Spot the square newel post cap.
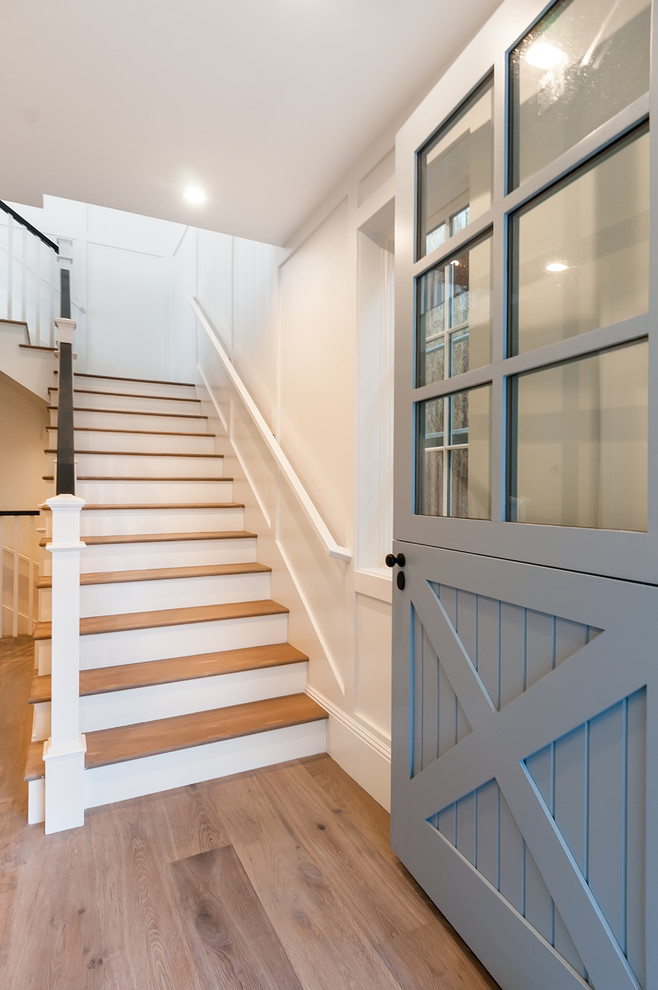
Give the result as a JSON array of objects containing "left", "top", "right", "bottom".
[
  {"left": 46, "top": 494, "right": 86, "bottom": 547},
  {"left": 47, "top": 494, "right": 86, "bottom": 512},
  {"left": 54, "top": 318, "right": 77, "bottom": 346}
]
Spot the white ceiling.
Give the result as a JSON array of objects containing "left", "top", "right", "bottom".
[{"left": 3, "top": 0, "right": 502, "bottom": 246}]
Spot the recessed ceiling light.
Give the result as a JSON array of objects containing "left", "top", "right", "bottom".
[
  {"left": 525, "top": 42, "right": 565, "bottom": 70},
  {"left": 183, "top": 186, "right": 207, "bottom": 205},
  {"left": 546, "top": 262, "right": 568, "bottom": 272}
]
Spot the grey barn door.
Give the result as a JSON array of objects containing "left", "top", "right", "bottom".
[{"left": 390, "top": 2, "right": 657, "bottom": 989}]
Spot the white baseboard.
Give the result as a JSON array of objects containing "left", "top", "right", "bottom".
[{"left": 306, "top": 685, "right": 391, "bottom": 811}]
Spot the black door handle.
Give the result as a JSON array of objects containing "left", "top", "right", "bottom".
[{"left": 385, "top": 552, "right": 406, "bottom": 568}]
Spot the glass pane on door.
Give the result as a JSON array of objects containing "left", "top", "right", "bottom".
[
  {"left": 509, "top": 339, "right": 648, "bottom": 531},
  {"left": 510, "top": 0, "right": 650, "bottom": 188},
  {"left": 417, "top": 234, "right": 493, "bottom": 386},
  {"left": 510, "top": 125, "right": 649, "bottom": 355},
  {"left": 417, "top": 385, "right": 491, "bottom": 519},
  {"left": 418, "top": 78, "right": 493, "bottom": 260}
]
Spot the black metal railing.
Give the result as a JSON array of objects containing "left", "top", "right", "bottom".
[
  {"left": 0, "top": 200, "right": 59, "bottom": 254},
  {"left": 55, "top": 340, "right": 75, "bottom": 495},
  {"left": 1, "top": 200, "right": 75, "bottom": 493}
]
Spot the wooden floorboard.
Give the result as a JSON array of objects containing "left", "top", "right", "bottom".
[
  {"left": 171, "top": 845, "right": 304, "bottom": 989},
  {"left": 2, "top": 640, "right": 500, "bottom": 989},
  {"left": 30, "top": 643, "right": 309, "bottom": 703},
  {"left": 33, "top": 598, "right": 288, "bottom": 640}
]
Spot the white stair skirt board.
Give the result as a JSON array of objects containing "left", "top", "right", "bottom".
[
  {"left": 76, "top": 505, "right": 245, "bottom": 537},
  {"left": 47, "top": 429, "right": 216, "bottom": 454},
  {"left": 68, "top": 376, "right": 198, "bottom": 399},
  {"left": 40, "top": 536, "right": 257, "bottom": 576},
  {"left": 49, "top": 389, "right": 203, "bottom": 415},
  {"left": 27, "top": 778, "right": 44, "bottom": 826},
  {"left": 39, "top": 570, "right": 272, "bottom": 619},
  {"left": 31, "top": 661, "right": 309, "bottom": 738},
  {"left": 36, "top": 611, "right": 289, "bottom": 673},
  {"left": 28, "top": 720, "right": 327, "bottom": 824},
  {"left": 50, "top": 409, "right": 210, "bottom": 433},
  {"left": 74, "top": 478, "right": 234, "bottom": 504}
]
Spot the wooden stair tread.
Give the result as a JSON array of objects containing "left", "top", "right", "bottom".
[
  {"left": 56, "top": 371, "right": 196, "bottom": 388},
  {"left": 29, "top": 643, "right": 309, "bottom": 703},
  {"left": 25, "top": 694, "right": 326, "bottom": 779},
  {"left": 44, "top": 475, "right": 233, "bottom": 482},
  {"left": 40, "top": 529, "right": 254, "bottom": 548},
  {"left": 49, "top": 427, "right": 215, "bottom": 437},
  {"left": 44, "top": 448, "right": 223, "bottom": 459},
  {"left": 49, "top": 387, "right": 201, "bottom": 404},
  {"left": 33, "top": 598, "right": 289, "bottom": 640},
  {"left": 37, "top": 561, "right": 271, "bottom": 589},
  {"left": 48, "top": 405, "right": 208, "bottom": 420},
  {"left": 78, "top": 502, "right": 244, "bottom": 510}
]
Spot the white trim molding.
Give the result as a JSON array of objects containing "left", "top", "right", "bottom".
[{"left": 306, "top": 684, "right": 392, "bottom": 811}]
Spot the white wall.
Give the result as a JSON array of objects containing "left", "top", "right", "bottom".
[{"left": 0, "top": 372, "right": 49, "bottom": 510}]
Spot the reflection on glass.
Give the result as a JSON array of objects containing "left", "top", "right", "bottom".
[
  {"left": 417, "top": 385, "right": 491, "bottom": 519},
  {"left": 510, "top": 0, "right": 650, "bottom": 188},
  {"left": 509, "top": 340, "right": 647, "bottom": 530},
  {"left": 418, "top": 78, "right": 493, "bottom": 259},
  {"left": 417, "top": 235, "right": 492, "bottom": 386},
  {"left": 511, "top": 127, "right": 649, "bottom": 355}
]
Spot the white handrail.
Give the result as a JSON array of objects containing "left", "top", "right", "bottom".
[{"left": 190, "top": 295, "right": 352, "bottom": 563}]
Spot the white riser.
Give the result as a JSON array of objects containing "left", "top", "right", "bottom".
[
  {"left": 77, "top": 506, "right": 244, "bottom": 537},
  {"left": 75, "top": 478, "right": 233, "bottom": 504},
  {"left": 40, "top": 536, "right": 257, "bottom": 576},
  {"left": 51, "top": 409, "right": 209, "bottom": 433},
  {"left": 36, "top": 611, "right": 288, "bottom": 672},
  {"left": 31, "top": 661, "right": 308, "bottom": 738},
  {"left": 39, "top": 570, "right": 272, "bottom": 619},
  {"left": 51, "top": 389, "right": 203, "bottom": 415},
  {"left": 72, "top": 377, "right": 197, "bottom": 399},
  {"left": 70, "top": 451, "right": 224, "bottom": 479},
  {"left": 47, "top": 428, "right": 216, "bottom": 454},
  {"left": 27, "top": 720, "right": 327, "bottom": 824},
  {"left": 84, "top": 720, "right": 326, "bottom": 811}
]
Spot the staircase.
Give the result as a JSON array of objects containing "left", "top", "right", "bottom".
[{"left": 25, "top": 372, "right": 327, "bottom": 823}]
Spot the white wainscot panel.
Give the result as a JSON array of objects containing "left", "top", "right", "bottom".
[
  {"left": 355, "top": 592, "right": 392, "bottom": 738},
  {"left": 86, "top": 242, "right": 166, "bottom": 380},
  {"left": 278, "top": 481, "right": 348, "bottom": 698}
]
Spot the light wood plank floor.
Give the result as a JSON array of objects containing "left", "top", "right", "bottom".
[{"left": 0, "top": 636, "right": 500, "bottom": 990}]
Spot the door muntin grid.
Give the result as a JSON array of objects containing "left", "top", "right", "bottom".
[{"left": 411, "top": 0, "right": 651, "bottom": 536}]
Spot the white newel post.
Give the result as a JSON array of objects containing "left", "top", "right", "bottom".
[{"left": 43, "top": 494, "right": 86, "bottom": 832}]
